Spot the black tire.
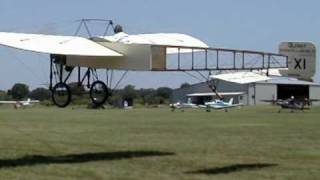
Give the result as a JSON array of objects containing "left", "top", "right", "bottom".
[
  {"left": 90, "top": 81, "right": 109, "bottom": 106},
  {"left": 51, "top": 82, "right": 71, "bottom": 108}
]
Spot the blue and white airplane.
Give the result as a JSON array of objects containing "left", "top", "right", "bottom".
[{"left": 200, "top": 98, "right": 243, "bottom": 112}]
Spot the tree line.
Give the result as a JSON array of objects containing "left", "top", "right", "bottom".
[
  {"left": 0, "top": 83, "right": 50, "bottom": 101},
  {"left": 0, "top": 83, "right": 191, "bottom": 106}
]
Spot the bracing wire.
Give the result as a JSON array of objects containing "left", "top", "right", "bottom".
[
  {"left": 5, "top": 49, "right": 46, "bottom": 84},
  {"left": 112, "top": 71, "right": 129, "bottom": 92}
]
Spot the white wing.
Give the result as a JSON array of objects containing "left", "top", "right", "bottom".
[
  {"left": 0, "top": 32, "right": 123, "bottom": 57},
  {"left": 0, "top": 101, "right": 17, "bottom": 104},
  {"left": 100, "top": 32, "right": 208, "bottom": 53}
]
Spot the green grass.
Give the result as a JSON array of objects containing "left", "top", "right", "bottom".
[{"left": 0, "top": 106, "right": 320, "bottom": 179}]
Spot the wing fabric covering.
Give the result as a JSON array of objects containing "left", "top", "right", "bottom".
[
  {"left": 101, "top": 32, "right": 209, "bottom": 54},
  {"left": 0, "top": 32, "right": 122, "bottom": 56}
]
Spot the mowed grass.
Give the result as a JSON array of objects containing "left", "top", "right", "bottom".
[{"left": 0, "top": 106, "right": 320, "bottom": 180}]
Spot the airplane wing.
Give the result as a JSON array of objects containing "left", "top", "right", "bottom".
[
  {"left": 0, "top": 32, "right": 123, "bottom": 57},
  {"left": 0, "top": 101, "right": 17, "bottom": 104},
  {"left": 227, "top": 103, "right": 244, "bottom": 108},
  {"left": 261, "top": 99, "right": 276, "bottom": 102},
  {"left": 309, "top": 99, "right": 320, "bottom": 102},
  {"left": 261, "top": 99, "right": 285, "bottom": 106},
  {"left": 204, "top": 104, "right": 243, "bottom": 110},
  {"left": 100, "top": 32, "right": 209, "bottom": 54}
]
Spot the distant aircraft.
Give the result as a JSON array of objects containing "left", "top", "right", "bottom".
[
  {"left": 262, "top": 97, "right": 320, "bottom": 113},
  {"left": 170, "top": 98, "right": 198, "bottom": 112},
  {"left": 170, "top": 102, "right": 199, "bottom": 112},
  {"left": 0, "top": 98, "right": 40, "bottom": 109},
  {"left": 200, "top": 98, "right": 243, "bottom": 112}
]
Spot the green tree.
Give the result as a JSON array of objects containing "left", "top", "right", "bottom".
[
  {"left": 68, "top": 82, "right": 86, "bottom": 96},
  {"left": 144, "top": 93, "right": 163, "bottom": 105},
  {"left": 156, "top": 87, "right": 172, "bottom": 99},
  {"left": 0, "top": 90, "right": 8, "bottom": 100},
  {"left": 11, "top": 83, "right": 30, "bottom": 100},
  {"left": 139, "top": 88, "right": 156, "bottom": 104},
  {"left": 121, "top": 85, "right": 138, "bottom": 100},
  {"left": 108, "top": 93, "right": 123, "bottom": 107},
  {"left": 28, "top": 88, "right": 51, "bottom": 101},
  {"left": 180, "top": 83, "right": 191, "bottom": 89}
]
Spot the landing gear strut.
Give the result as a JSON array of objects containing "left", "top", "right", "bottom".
[{"left": 49, "top": 55, "right": 115, "bottom": 108}]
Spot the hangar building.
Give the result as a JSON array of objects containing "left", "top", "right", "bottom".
[{"left": 171, "top": 75, "right": 320, "bottom": 106}]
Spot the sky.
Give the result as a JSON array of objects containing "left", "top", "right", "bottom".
[{"left": 0, "top": 0, "right": 320, "bottom": 90}]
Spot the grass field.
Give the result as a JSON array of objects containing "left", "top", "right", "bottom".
[{"left": 0, "top": 106, "right": 320, "bottom": 180}]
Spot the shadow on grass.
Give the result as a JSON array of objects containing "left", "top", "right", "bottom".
[
  {"left": 186, "top": 163, "right": 278, "bottom": 175},
  {"left": 0, "top": 151, "right": 175, "bottom": 169}
]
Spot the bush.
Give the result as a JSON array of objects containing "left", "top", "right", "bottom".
[
  {"left": 10, "top": 83, "right": 30, "bottom": 100},
  {"left": 29, "top": 88, "right": 51, "bottom": 101},
  {"left": 156, "top": 87, "right": 172, "bottom": 99}
]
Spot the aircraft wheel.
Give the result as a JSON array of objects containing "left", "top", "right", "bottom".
[
  {"left": 51, "top": 82, "right": 71, "bottom": 108},
  {"left": 90, "top": 81, "right": 109, "bottom": 106},
  {"left": 206, "top": 105, "right": 211, "bottom": 112}
]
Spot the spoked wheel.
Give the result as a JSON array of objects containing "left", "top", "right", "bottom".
[
  {"left": 51, "top": 82, "right": 71, "bottom": 108},
  {"left": 90, "top": 80, "right": 109, "bottom": 106}
]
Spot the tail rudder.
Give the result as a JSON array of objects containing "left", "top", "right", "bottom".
[
  {"left": 279, "top": 42, "right": 316, "bottom": 81},
  {"left": 228, "top": 98, "right": 234, "bottom": 105}
]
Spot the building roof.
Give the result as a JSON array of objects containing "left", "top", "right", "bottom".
[
  {"left": 187, "top": 92, "right": 246, "bottom": 97},
  {"left": 256, "top": 76, "right": 320, "bottom": 86},
  {"left": 211, "top": 72, "right": 271, "bottom": 84},
  {"left": 211, "top": 71, "right": 320, "bottom": 86}
]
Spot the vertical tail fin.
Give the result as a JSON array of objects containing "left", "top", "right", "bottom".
[
  {"left": 279, "top": 42, "right": 316, "bottom": 81},
  {"left": 228, "top": 98, "right": 234, "bottom": 105}
]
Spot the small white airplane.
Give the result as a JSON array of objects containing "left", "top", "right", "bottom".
[
  {"left": 200, "top": 98, "right": 243, "bottom": 112},
  {"left": 0, "top": 98, "right": 40, "bottom": 109},
  {"left": 170, "top": 102, "right": 198, "bottom": 112}
]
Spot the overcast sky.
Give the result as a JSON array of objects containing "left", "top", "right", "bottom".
[{"left": 0, "top": 0, "right": 319, "bottom": 90}]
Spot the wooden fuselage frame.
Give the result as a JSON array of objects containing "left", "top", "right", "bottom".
[{"left": 66, "top": 42, "right": 167, "bottom": 71}]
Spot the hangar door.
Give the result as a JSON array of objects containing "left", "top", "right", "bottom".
[{"left": 277, "top": 85, "right": 309, "bottom": 100}]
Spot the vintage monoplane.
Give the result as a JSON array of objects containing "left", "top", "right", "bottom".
[
  {"left": 0, "top": 19, "right": 289, "bottom": 107},
  {"left": 200, "top": 98, "right": 243, "bottom": 112}
]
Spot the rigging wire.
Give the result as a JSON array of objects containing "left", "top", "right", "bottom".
[
  {"left": 5, "top": 49, "right": 46, "bottom": 84},
  {"left": 182, "top": 71, "right": 203, "bottom": 82},
  {"left": 112, "top": 71, "right": 129, "bottom": 92}
]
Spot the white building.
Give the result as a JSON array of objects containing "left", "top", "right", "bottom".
[{"left": 171, "top": 74, "right": 320, "bottom": 106}]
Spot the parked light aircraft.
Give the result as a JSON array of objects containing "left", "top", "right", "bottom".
[
  {"left": 170, "top": 98, "right": 198, "bottom": 112},
  {"left": 170, "top": 102, "right": 199, "bottom": 112},
  {"left": 200, "top": 98, "right": 243, "bottom": 112},
  {"left": 0, "top": 19, "right": 290, "bottom": 108},
  {"left": 0, "top": 98, "right": 40, "bottom": 109},
  {"left": 170, "top": 97, "right": 242, "bottom": 112},
  {"left": 261, "top": 97, "right": 320, "bottom": 113}
]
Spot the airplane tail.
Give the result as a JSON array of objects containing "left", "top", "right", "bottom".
[
  {"left": 228, "top": 98, "right": 234, "bottom": 105},
  {"left": 279, "top": 42, "right": 316, "bottom": 81}
]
